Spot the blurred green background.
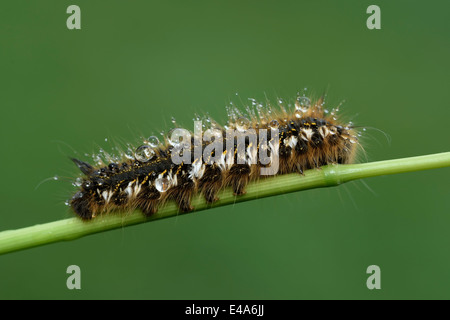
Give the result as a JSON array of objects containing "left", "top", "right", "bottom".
[{"left": 1, "top": 0, "right": 449, "bottom": 299}]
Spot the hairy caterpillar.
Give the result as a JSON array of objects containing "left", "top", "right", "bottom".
[{"left": 69, "top": 94, "right": 360, "bottom": 220}]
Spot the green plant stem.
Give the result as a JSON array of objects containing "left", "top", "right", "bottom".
[{"left": 1, "top": 152, "right": 449, "bottom": 255}]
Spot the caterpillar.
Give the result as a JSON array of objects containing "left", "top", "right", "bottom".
[{"left": 69, "top": 94, "right": 360, "bottom": 220}]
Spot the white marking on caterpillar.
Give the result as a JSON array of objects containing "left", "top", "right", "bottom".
[
  {"left": 217, "top": 152, "right": 227, "bottom": 171},
  {"left": 125, "top": 181, "right": 134, "bottom": 197},
  {"left": 171, "top": 171, "right": 178, "bottom": 186},
  {"left": 284, "top": 136, "right": 298, "bottom": 149},
  {"left": 102, "top": 190, "right": 112, "bottom": 203},
  {"left": 269, "top": 138, "right": 280, "bottom": 161},
  {"left": 319, "top": 126, "right": 329, "bottom": 138},
  {"left": 301, "top": 128, "right": 313, "bottom": 141},
  {"left": 133, "top": 182, "right": 142, "bottom": 196},
  {"left": 247, "top": 143, "right": 258, "bottom": 165},
  {"left": 225, "top": 150, "right": 234, "bottom": 169},
  {"left": 260, "top": 137, "right": 280, "bottom": 176},
  {"left": 189, "top": 160, "right": 206, "bottom": 180}
]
